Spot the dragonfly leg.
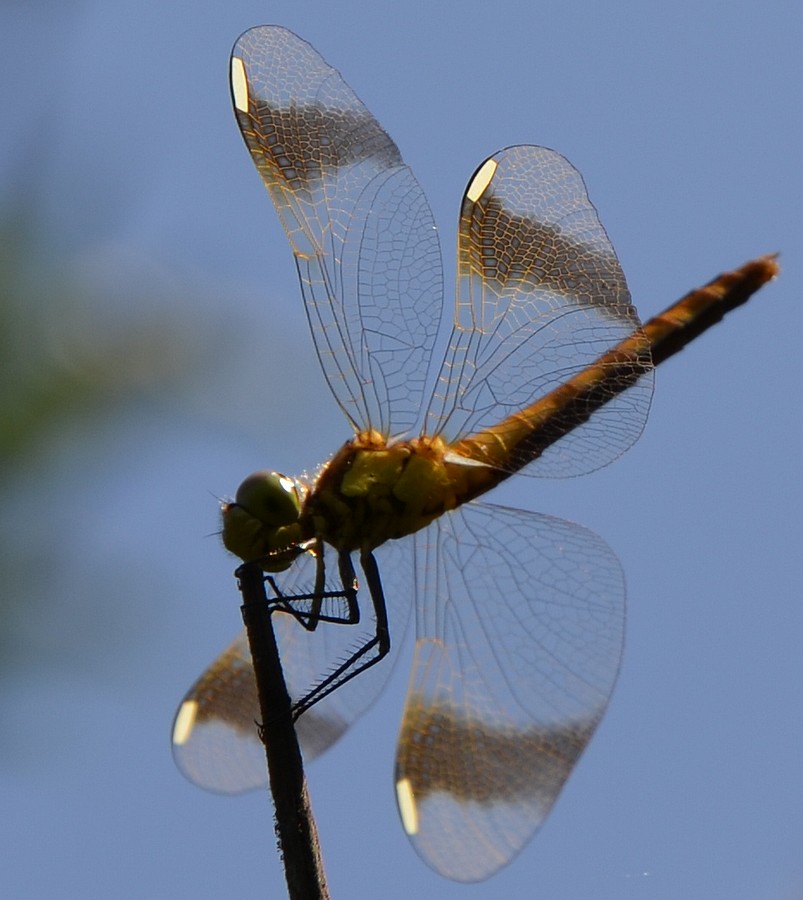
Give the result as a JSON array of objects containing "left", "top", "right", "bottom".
[
  {"left": 306, "top": 540, "right": 327, "bottom": 631},
  {"left": 291, "top": 549, "right": 390, "bottom": 719},
  {"left": 264, "top": 544, "right": 361, "bottom": 631}
]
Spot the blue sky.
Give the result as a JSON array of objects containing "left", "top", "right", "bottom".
[{"left": 2, "top": 2, "right": 802, "bottom": 898}]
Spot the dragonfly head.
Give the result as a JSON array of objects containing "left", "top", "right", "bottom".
[{"left": 220, "top": 470, "right": 304, "bottom": 572}]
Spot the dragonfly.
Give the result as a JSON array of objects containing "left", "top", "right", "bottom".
[{"left": 172, "top": 25, "right": 777, "bottom": 882}]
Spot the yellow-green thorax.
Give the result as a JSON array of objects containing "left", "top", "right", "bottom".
[
  {"left": 307, "top": 430, "right": 469, "bottom": 552},
  {"left": 221, "top": 429, "right": 505, "bottom": 566}
]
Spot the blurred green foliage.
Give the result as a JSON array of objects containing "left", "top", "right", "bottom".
[
  {"left": 0, "top": 210, "right": 192, "bottom": 472},
  {"left": 0, "top": 197, "right": 210, "bottom": 685}
]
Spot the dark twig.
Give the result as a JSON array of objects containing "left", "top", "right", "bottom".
[{"left": 237, "top": 562, "right": 330, "bottom": 900}]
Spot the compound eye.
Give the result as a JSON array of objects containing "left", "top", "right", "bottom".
[{"left": 234, "top": 470, "right": 301, "bottom": 527}]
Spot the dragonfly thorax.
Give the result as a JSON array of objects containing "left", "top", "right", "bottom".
[
  {"left": 304, "top": 431, "right": 470, "bottom": 553},
  {"left": 221, "top": 432, "right": 513, "bottom": 567}
]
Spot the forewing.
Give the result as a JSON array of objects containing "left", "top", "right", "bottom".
[
  {"left": 395, "top": 502, "right": 624, "bottom": 881},
  {"left": 230, "top": 27, "right": 442, "bottom": 436},
  {"left": 173, "top": 539, "right": 413, "bottom": 793},
  {"left": 427, "top": 146, "right": 653, "bottom": 476}
]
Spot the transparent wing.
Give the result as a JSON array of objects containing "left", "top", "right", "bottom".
[
  {"left": 427, "top": 146, "right": 654, "bottom": 477},
  {"left": 230, "top": 26, "right": 442, "bottom": 436},
  {"left": 173, "top": 539, "right": 413, "bottom": 793},
  {"left": 395, "top": 502, "right": 624, "bottom": 881}
]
